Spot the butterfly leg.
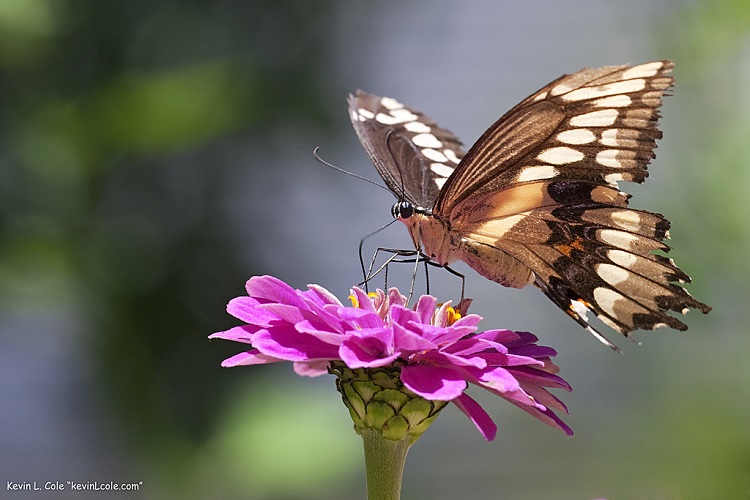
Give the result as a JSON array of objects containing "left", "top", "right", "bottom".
[
  {"left": 360, "top": 247, "right": 466, "bottom": 305},
  {"left": 359, "top": 247, "right": 421, "bottom": 288},
  {"left": 438, "top": 263, "right": 466, "bottom": 305},
  {"left": 359, "top": 247, "right": 431, "bottom": 301}
]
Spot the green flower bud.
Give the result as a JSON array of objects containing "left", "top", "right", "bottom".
[{"left": 330, "top": 361, "right": 449, "bottom": 445}]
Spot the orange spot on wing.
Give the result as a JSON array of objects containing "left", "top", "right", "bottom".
[{"left": 555, "top": 237, "right": 586, "bottom": 256}]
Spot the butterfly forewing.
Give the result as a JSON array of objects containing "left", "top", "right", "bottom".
[
  {"left": 350, "top": 61, "right": 710, "bottom": 347},
  {"left": 348, "top": 90, "right": 465, "bottom": 210},
  {"left": 435, "top": 61, "right": 674, "bottom": 215}
]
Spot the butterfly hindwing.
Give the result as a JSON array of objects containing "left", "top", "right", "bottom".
[{"left": 348, "top": 90, "right": 465, "bottom": 210}]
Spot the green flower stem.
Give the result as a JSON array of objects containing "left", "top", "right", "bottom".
[{"left": 361, "top": 428, "right": 410, "bottom": 500}]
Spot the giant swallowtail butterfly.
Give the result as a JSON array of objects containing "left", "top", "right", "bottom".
[{"left": 349, "top": 60, "right": 710, "bottom": 349}]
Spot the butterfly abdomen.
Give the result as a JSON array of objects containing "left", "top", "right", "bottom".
[{"left": 406, "top": 210, "right": 536, "bottom": 289}]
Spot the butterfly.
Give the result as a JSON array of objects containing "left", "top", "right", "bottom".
[{"left": 348, "top": 60, "right": 711, "bottom": 349}]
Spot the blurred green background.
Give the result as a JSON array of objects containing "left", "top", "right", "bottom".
[{"left": 1, "top": 1, "right": 748, "bottom": 499}]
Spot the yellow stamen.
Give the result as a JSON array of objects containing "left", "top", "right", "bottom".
[
  {"left": 446, "top": 306, "right": 461, "bottom": 326},
  {"left": 348, "top": 294, "right": 359, "bottom": 308},
  {"left": 349, "top": 292, "right": 378, "bottom": 309}
]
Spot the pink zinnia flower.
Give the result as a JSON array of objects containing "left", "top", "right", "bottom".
[{"left": 210, "top": 275, "right": 572, "bottom": 440}]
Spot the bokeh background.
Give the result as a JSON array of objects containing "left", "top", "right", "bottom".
[{"left": 1, "top": 1, "right": 748, "bottom": 499}]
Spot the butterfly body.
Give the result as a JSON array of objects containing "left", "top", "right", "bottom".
[{"left": 349, "top": 61, "right": 711, "bottom": 347}]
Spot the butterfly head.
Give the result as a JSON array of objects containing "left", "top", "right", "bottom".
[{"left": 391, "top": 201, "right": 414, "bottom": 220}]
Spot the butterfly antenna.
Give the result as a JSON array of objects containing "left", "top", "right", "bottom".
[{"left": 313, "top": 147, "right": 392, "bottom": 195}]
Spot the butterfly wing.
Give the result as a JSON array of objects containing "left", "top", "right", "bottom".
[
  {"left": 435, "top": 60, "right": 710, "bottom": 342},
  {"left": 348, "top": 90, "right": 465, "bottom": 210},
  {"left": 435, "top": 61, "right": 672, "bottom": 213}
]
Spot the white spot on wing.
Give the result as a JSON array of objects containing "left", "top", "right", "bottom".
[
  {"left": 596, "top": 149, "right": 623, "bottom": 168},
  {"left": 435, "top": 177, "right": 448, "bottom": 189},
  {"left": 473, "top": 214, "right": 527, "bottom": 240},
  {"left": 594, "top": 94, "right": 632, "bottom": 108},
  {"left": 570, "top": 299, "right": 591, "bottom": 321},
  {"left": 562, "top": 79, "right": 646, "bottom": 102},
  {"left": 601, "top": 129, "right": 621, "bottom": 147},
  {"left": 550, "top": 83, "right": 573, "bottom": 96},
  {"left": 557, "top": 129, "right": 596, "bottom": 145},
  {"left": 621, "top": 61, "right": 664, "bottom": 80},
  {"left": 422, "top": 148, "right": 448, "bottom": 163},
  {"left": 404, "top": 121, "right": 431, "bottom": 133},
  {"left": 516, "top": 165, "right": 558, "bottom": 182},
  {"left": 594, "top": 287, "right": 625, "bottom": 317},
  {"left": 607, "top": 249, "right": 638, "bottom": 268},
  {"left": 357, "top": 109, "right": 375, "bottom": 120},
  {"left": 444, "top": 149, "right": 461, "bottom": 164},
  {"left": 612, "top": 211, "right": 642, "bottom": 232},
  {"left": 430, "top": 163, "right": 454, "bottom": 178},
  {"left": 537, "top": 146, "right": 585, "bottom": 165},
  {"left": 570, "top": 109, "right": 619, "bottom": 127},
  {"left": 412, "top": 133, "right": 443, "bottom": 148},
  {"left": 604, "top": 173, "right": 625, "bottom": 186},
  {"left": 599, "top": 229, "right": 639, "bottom": 250},
  {"left": 375, "top": 109, "right": 418, "bottom": 125},
  {"left": 596, "top": 263, "right": 630, "bottom": 286},
  {"left": 380, "top": 97, "right": 404, "bottom": 110}
]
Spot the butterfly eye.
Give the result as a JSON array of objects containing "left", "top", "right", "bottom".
[{"left": 391, "top": 201, "right": 413, "bottom": 220}]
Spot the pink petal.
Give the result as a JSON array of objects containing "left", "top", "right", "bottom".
[
  {"left": 475, "top": 351, "right": 545, "bottom": 368},
  {"left": 450, "top": 313, "right": 482, "bottom": 330},
  {"left": 293, "top": 360, "right": 331, "bottom": 377},
  {"left": 508, "top": 344, "right": 558, "bottom": 358},
  {"left": 504, "top": 395, "right": 574, "bottom": 437},
  {"left": 473, "top": 366, "right": 522, "bottom": 394},
  {"left": 245, "top": 275, "right": 308, "bottom": 308},
  {"left": 414, "top": 294, "right": 438, "bottom": 324},
  {"left": 340, "top": 332, "right": 398, "bottom": 368},
  {"left": 220, "top": 349, "right": 283, "bottom": 367},
  {"left": 400, "top": 364, "right": 467, "bottom": 400},
  {"left": 294, "top": 320, "right": 346, "bottom": 346},
  {"left": 350, "top": 287, "right": 377, "bottom": 314},
  {"left": 390, "top": 306, "right": 437, "bottom": 353},
  {"left": 452, "top": 392, "right": 497, "bottom": 441},
  {"left": 386, "top": 288, "right": 407, "bottom": 308},
  {"left": 413, "top": 349, "right": 486, "bottom": 370},
  {"left": 226, "top": 297, "right": 276, "bottom": 325},
  {"left": 474, "top": 329, "right": 522, "bottom": 344},
  {"left": 508, "top": 366, "right": 571, "bottom": 390},
  {"left": 261, "top": 303, "right": 346, "bottom": 335},
  {"left": 420, "top": 323, "right": 477, "bottom": 345},
  {"left": 340, "top": 341, "right": 398, "bottom": 368},
  {"left": 253, "top": 325, "right": 340, "bottom": 361},
  {"left": 335, "top": 306, "right": 384, "bottom": 329},
  {"left": 391, "top": 321, "right": 437, "bottom": 354},
  {"left": 302, "top": 284, "right": 343, "bottom": 307},
  {"left": 522, "top": 384, "right": 570, "bottom": 414},
  {"left": 209, "top": 325, "right": 256, "bottom": 344}
]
